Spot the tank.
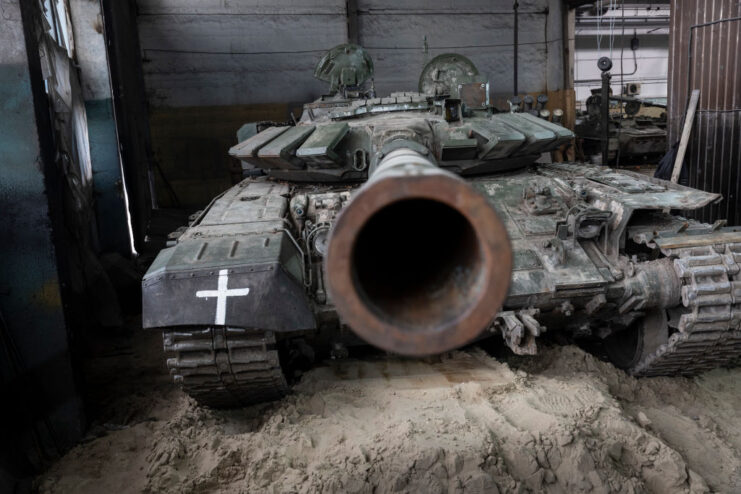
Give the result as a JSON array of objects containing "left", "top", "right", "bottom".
[
  {"left": 142, "top": 44, "right": 741, "bottom": 408},
  {"left": 575, "top": 91, "right": 667, "bottom": 165}
]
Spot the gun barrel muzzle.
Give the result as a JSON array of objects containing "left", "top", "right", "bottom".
[{"left": 325, "top": 148, "right": 512, "bottom": 355}]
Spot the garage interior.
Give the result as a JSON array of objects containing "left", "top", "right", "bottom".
[{"left": 2, "top": 0, "right": 740, "bottom": 492}]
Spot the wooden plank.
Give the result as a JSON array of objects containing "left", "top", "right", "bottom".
[{"left": 670, "top": 89, "right": 700, "bottom": 183}]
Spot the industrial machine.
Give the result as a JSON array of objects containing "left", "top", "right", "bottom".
[
  {"left": 575, "top": 90, "right": 668, "bottom": 165},
  {"left": 143, "top": 44, "right": 741, "bottom": 408}
]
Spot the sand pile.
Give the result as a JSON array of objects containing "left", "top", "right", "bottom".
[{"left": 37, "top": 343, "right": 741, "bottom": 493}]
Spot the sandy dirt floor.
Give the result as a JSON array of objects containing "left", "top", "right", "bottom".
[{"left": 36, "top": 330, "right": 741, "bottom": 494}]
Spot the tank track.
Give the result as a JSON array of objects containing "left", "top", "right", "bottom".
[
  {"left": 632, "top": 243, "right": 741, "bottom": 376},
  {"left": 163, "top": 327, "right": 288, "bottom": 408}
]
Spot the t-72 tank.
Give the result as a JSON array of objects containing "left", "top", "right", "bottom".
[{"left": 142, "top": 45, "right": 741, "bottom": 408}]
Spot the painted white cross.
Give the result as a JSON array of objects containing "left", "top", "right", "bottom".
[{"left": 196, "top": 269, "right": 250, "bottom": 325}]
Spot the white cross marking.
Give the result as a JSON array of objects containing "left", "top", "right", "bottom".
[{"left": 196, "top": 269, "right": 250, "bottom": 325}]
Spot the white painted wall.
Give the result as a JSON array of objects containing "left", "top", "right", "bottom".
[
  {"left": 574, "top": 35, "right": 669, "bottom": 104},
  {"left": 574, "top": 6, "right": 669, "bottom": 105},
  {"left": 135, "top": 0, "right": 566, "bottom": 108}
]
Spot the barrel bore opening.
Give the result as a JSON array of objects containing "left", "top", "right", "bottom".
[{"left": 351, "top": 198, "right": 485, "bottom": 330}]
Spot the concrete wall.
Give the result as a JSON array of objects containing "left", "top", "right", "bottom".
[
  {"left": 69, "top": 0, "right": 131, "bottom": 254},
  {"left": 138, "top": 0, "right": 565, "bottom": 106},
  {"left": 359, "top": 0, "right": 565, "bottom": 99},
  {"left": 135, "top": 0, "right": 566, "bottom": 207},
  {"left": 137, "top": 0, "right": 347, "bottom": 107}
]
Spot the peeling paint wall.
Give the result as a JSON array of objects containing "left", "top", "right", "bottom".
[{"left": 69, "top": 0, "right": 130, "bottom": 254}]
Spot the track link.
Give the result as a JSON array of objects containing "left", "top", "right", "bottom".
[
  {"left": 633, "top": 243, "right": 741, "bottom": 376},
  {"left": 163, "top": 327, "right": 288, "bottom": 408}
]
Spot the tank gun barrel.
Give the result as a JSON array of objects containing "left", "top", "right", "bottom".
[{"left": 325, "top": 147, "right": 513, "bottom": 356}]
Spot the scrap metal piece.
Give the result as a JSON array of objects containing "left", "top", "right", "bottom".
[
  {"left": 523, "top": 181, "right": 561, "bottom": 215},
  {"left": 459, "top": 82, "right": 489, "bottom": 109},
  {"left": 497, "top": 309, "right": 545, "bottom": 355}
]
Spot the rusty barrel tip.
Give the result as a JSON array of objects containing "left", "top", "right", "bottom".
[{"left": 325, "top": 147, "right": 513, "bottom": 356}]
